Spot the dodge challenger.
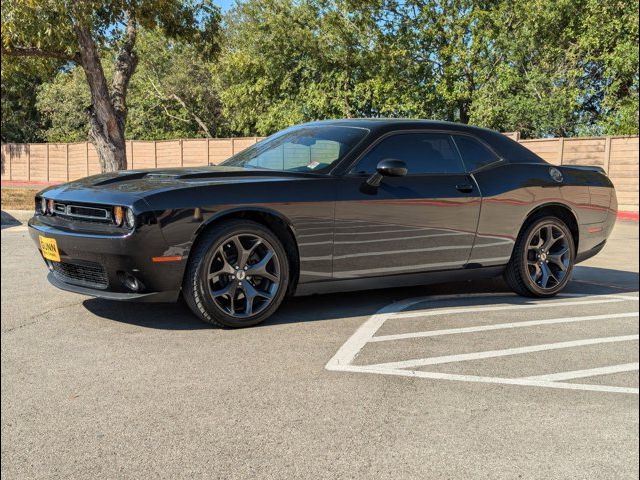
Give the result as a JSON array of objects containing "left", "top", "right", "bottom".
[{"left": 29, "top": 119, "right": 617, "bottom": 327}]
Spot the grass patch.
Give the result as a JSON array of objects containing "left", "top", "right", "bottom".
[{"left": 1, "top": 188, "right": 39, "bottom": 210}]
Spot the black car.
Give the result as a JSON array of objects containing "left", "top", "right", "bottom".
[{"left": 29, "top": 119, "right": 617, "bottom": 327}]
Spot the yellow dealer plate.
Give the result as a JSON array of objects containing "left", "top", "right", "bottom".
[{"left": 39, "top": 236, "right": 60, "bottom": 262}]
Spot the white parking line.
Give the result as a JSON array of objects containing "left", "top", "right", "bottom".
[
  {"left": 368, "top": 335, "right": 639, "bottom": 370},
  {"left": 326, "top": 292, "right": 640, "bottom": 394},
  {"left": 345, "top": 366, "right": 639, "bottom": 395},
  {"left": 391, "top": 297, "right": 638, "bottom": 319},
  {"left": 369, "top": 312, "right": 639, "bottom": 342},
  {"left": 524, "top": 363, "right": 639, "bottom": 381}
]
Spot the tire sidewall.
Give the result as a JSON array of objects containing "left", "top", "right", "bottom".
[
  {"left": 519, "top": 217, "right": 575, "bottom": 296},
  {"left": 193, "top": 222, "right": 290, "bottom": 328}
]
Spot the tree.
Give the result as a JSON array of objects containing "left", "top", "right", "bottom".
[
  {"left": 36, "top": 28, "right": 228, "bottom": 142},
  {"left": 218, "top": 0, "right": 399, "bottom": 135},
  {"left": 2, "top": 0, "right": 219, "bottom": 171},
  {"left": 1, "top": 57, "right": 61, "bottom": 143},
  {"left": 218, "top": 0, "right": 638, "bottom": 138},
  {"left": 129, "top": 28, "right": 226, "bottom": 139}
]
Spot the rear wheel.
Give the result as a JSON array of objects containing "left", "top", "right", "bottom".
[
  {"left": 183, "top": 220, "right": 289, "bottom": 327},
  {"left": 504, "top": 216, "right": 575, "bottom": 297}
]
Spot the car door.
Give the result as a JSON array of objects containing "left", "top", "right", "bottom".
[{"left": 333, "top": 131, "right": 481, "bottom": 279}]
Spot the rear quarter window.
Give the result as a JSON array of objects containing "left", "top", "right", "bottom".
[{"left": 453, "top": 135, "right": 500, "bottom": 171}]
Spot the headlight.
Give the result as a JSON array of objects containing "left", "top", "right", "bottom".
[
  {"left": 113, "top": 206, "right": 124, "bottom": 226},
  {"left": 113, "top": 206, "right": 135, "bottom": 228},
  {"left": 125, "top": 208, "right": 136, "bottom": 228},
  {"left": 39, "top": 197, "right": 47, "bottom": 215}
]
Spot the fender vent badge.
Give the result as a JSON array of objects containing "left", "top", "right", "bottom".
[{"left": 549, "top": 167, "right": 564, "bottom": 183}]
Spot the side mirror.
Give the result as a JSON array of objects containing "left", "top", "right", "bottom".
[{"left": 366, "top": 159, "right": 407, "bottom": 187}]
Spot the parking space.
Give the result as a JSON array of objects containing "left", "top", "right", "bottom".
[
  {"left": 1, "top": 217, "right": 638, "bottom": 479},
  {"left": 327, "top": 292, "right": 638, "bottom": 394}
]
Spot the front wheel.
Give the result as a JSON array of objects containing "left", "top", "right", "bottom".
[
  {"left": 183, "top": 220, "right": 290, "bottom": 327},
  {"left": 504, "top": 216, "right": 575, "bottom": 297}
]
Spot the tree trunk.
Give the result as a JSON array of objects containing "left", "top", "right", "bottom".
[
  {"left": 459, "top": 102, "right": 470, "bottom": 124},
  {"left": 75, "top": 25, "right": 127, "bottom": 172},
  {"left": 87, "top": 107, "right": 127, "bottom": 172},
  {"left": 74, "top": 13, "right": 137, "bottom": 173}
]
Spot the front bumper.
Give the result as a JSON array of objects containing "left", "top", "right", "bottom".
[
  {"left": 29, "top": 215, "right": 183, "bottom": 302},
  {"left": 46, "top": 272, "right": 179, "bottom": 302}
]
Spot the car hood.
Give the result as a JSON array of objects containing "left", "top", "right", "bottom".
[{"left": 39, "top": 166, "right": 319, "bottom": 205}]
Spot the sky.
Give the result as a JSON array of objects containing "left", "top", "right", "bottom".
[{"left": 218, "top": 0, "right": 235, "bottom": 12}]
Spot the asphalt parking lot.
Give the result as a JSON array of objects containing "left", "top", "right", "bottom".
[{"left": 1, "top": 211, "right": 638, "bottom": 479}]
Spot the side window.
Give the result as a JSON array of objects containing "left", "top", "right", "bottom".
[
  {"left": 352, "top": 133, "right": 465, "bottom": 174},
  {"left": 453, "top": 135, "right": 499, "bottom": 171}
]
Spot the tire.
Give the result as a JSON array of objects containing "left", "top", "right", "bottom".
[
  {"left": 183, "top": 220, "right": 290, "bottom": 328},
  {"left": 504, "top": 215, "right": 575, "bottom": 297}
]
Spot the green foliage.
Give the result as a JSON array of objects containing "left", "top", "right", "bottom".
[
  {"left": 36, "top": 66, "right": 91, "bottom": 142},
  {"left": 1, "top": 0, "right": 220, "bottom": 60},
  {"left": 128, "top": 28, "right": 226, "bottom": 139},
  {"left": 2, "top": 0, "right": 638, "bottom": 142},
  {"left": 35, "top": 29, "right": 227, "bottom": 142},
  {"left": 1, "top": 57, "right": 60, "bottom": 142},
  {"left": 219, "top": 0, "right": 639, "bottom": 138}
]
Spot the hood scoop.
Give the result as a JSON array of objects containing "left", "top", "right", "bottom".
[
  {"left": 144, "top": 172, "right": 185, "bottom": 179},
  {"left": 92, "top": 171, "right": 150, "bottom": 186}
]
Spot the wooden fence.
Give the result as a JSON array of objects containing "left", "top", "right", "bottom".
[
  {"left": 2, "top": 134, "right": 638, "bottom": 211},
  {"left": 519, "top": 136, "right": 638, "bottom": 211}
]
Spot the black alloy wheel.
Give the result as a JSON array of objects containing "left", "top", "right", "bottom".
[
  {"left": 183, "top": 220, "right": 290, "bottom": 327},
  {"left": 505, "top": 216, "right": 575, "bottom": 297}
]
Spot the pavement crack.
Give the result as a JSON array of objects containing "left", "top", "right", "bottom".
[{"left": 2, "top": 301, "right": 83, "bottom": 333}]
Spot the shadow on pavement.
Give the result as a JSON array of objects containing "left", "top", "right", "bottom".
[
  {"left": 572, "top": 265, "right": 639, "bottom": 292},
  {"left": 1, "top": 211, "right": 22, "bottom": 230},
  {"left": 81, "top": 269, "right": 637, "bottom": 330}
]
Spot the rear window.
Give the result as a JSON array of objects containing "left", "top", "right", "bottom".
[{"left": 453, "top": 135, "right": 499, "bottom": 171}]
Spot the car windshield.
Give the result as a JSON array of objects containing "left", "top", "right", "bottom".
[{"left": 221, "top": 125, "right": 369, "bottom": 173}]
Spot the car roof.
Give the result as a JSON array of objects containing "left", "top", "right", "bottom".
[
  {"left": 300, "top": 118, "right": 491, "bottom": 133},
  {"left": 298, "top": 118, "right": 546, "bottom": 165}
]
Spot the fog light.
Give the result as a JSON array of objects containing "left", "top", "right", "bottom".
[
  {"left": 124, "top": 276, "right": 140, "bottom": 291},
  {"left": 118, "top": 272, "right": 142, "bottom": 292}
]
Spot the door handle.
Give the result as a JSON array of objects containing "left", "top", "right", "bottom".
[{"left": 456, "top": 183, "right": 474, "bottom": 193}]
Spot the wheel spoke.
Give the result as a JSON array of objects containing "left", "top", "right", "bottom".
[
  {"left": 530, "top": 234, "right": 543, "bottom": 250},
  {"left": 240, "top": 282, "right": 273, "bottom": 316},
  {"left": 242, "top": 285, "right": 255, "bottom": 316},
  {"left": 529, "top": 262, "right": 542, "bottom": 281},
  {"left": 247, "top": 239, "right": 263, "bottom": 258},
  {"left": 247, "top": 250, "right": 278, "bottom": 283},
  {"left": 208, "top": 247, "right": 236, "bottom": 280},
  {"left": 211, "top": 282, "right": 237, "bottom": 299},
  {"left": 548, "top": 246, "right": 569, "bottom": 271},
  {"left": 229, "top": 235, "right": 250, "bottom": 268},
  {"left": 539, "top": 262, "right": 550, "bottom": 288},
  {"left": 539, "top": 262, "right": 559, "bottom": 288},
  {"left": 542, "top": 226, "right": 564, "bottom": 251}
]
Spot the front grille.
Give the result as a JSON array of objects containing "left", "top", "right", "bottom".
[
  {"left": 49, "top": 260, "right": 109, "bottom": 289},
  {"left": 52, "top": 202, "right": 112, "bottom": 223}
]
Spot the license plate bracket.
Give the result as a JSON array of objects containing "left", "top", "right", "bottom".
[{"left": 39, "top": 236, "right": 61, "bottom": 262}]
